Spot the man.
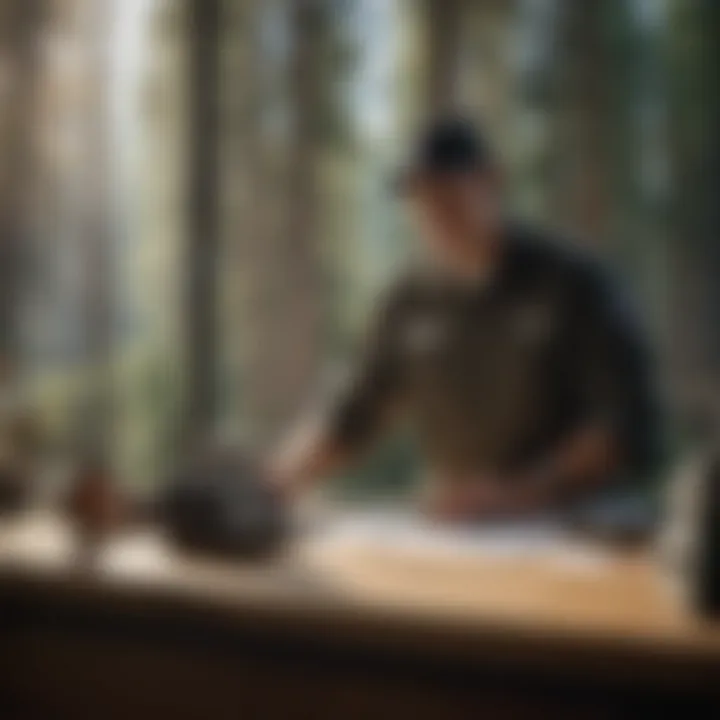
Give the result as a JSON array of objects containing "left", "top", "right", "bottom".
[{"left": 272, "top": 117, "right": 660, "bottom": 522}]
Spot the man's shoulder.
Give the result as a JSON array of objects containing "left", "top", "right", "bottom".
[
  {"left": 506, "top": 222, "right": 617, "bottom": 296},
  {"left": 512, "top": 224, "right": 647, "bottom": 341}
]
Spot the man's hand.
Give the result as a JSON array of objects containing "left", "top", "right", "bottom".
[
  {"left": 419, "top": 426, "right": 619, "bottom": 524},
  {"left": 418, "top": 475, "right": 543, "bottom": 523},
  {"left": 268, "top": 416, "right": 351, "bottom": 501}
]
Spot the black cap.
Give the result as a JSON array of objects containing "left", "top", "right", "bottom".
[{"left": 393, "top": 116, "right": 493, "bottom": 195}]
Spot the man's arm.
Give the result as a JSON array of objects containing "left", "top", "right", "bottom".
[
  {"left": 269, "top": 285, "right": 409, "bottom": 498},
  {"left": 269, "top": 416, "right": 356, "bottom": 499},
  {"left": 511, "top": 262, "right": 660, "bottom": 508},
  {"left": 422, "top": 424, "right": 619, "bottom": 520},
  {"left": 500, "top": 423, "right": 621, "bottom": 515}
]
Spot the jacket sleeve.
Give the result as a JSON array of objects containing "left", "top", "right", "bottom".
[
  {"left": 326, "top": 285, "right": 409, "bottom": 455},
  {"left": 569, "top": 262, "right": 663, "bottom": 482}
]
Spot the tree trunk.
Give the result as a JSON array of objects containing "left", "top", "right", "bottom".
[
  {"left": 74, "top": 0, "right": 116, "bottom": 459},
  {"left": 220, "top": 0, "right": 273, "bottom": 443},
  {"left": 0, "top": 0, "right": 45, "bottom": 382},
  {"left": 279, "top": 0, "right": 325, "bottom": 428},
  {"left": 665, "top": 0, "right": 720, "bottom": 413},
  {"left": 185, "top": 0, "right": 221, "bottom": 443},
  {"left": 550, "top": 0, "right": 613, "bottom": 247},
  {"left": 422, "top": 0, "right": 465, "bottom": 113}
]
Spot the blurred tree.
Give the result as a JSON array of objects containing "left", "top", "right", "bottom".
[
  {"left": 518, "top": 1, "right": 667, "bottom": 286},
  {"left": 548, "top": 0, "right": 614, "bottom": 247},
  {"left": 456, "top": 1, "right": 518, "bottom": 164},
  {"left": 666, "top": 0, "right": 720, "bottom": 417},
  {"left": 113, "top": 0, "right": 189, "bottom": 487},
  {"left": 276, "top": 0, "right": 327, "bottom": 429},
  {"left": 220, "top": 0, "right": 295, "bottom": 446},
  {"left": 217, "top": 0, "right": 263, "bottom": 440},
  {"left": 0, "top": 0, "right": 45, "bottom": 379},
  {"left": 220, "top": 0, "right": 357, "bottom": 447},
  {"left": 185, "top": 0, "right": 221, "bottom": 443},
  {"left": 76, "top": 0, "right": 117, "bottom": 462},
  {"left": 420, "top": 0, "right": 464, "bottom": 112}
]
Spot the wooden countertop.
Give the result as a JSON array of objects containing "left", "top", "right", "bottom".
[{"left": 2, "top": 511, "right": 720, "bottom": 690}]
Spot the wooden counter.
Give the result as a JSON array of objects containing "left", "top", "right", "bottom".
[{"left": 2, "top": 512, "right": 720, "bottom": 718}]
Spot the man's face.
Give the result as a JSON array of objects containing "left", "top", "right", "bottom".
[{"left": 405, "top": 170, "right": 502, "bottom": 272}]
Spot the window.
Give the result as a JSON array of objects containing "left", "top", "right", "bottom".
[{"left": 4, "top": 0, "right": 717, "bottom": 500}]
